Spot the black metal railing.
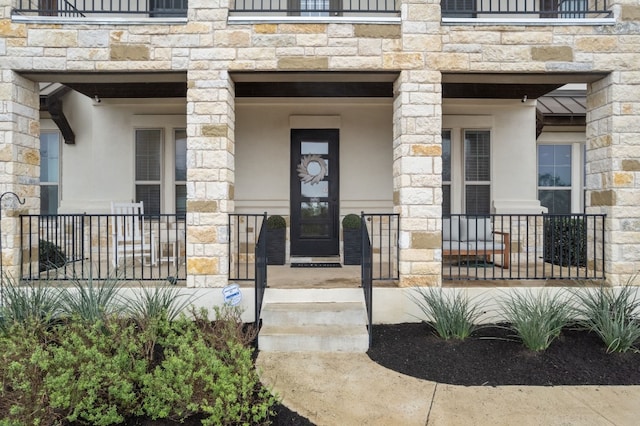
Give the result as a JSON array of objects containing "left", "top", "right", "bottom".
[
  {"left": 20, "top": 213, "right": 186, "bottom": 282},
  {"left": 362, "top": 212, "right": 399, "bottom": 281},
  {"left": 254, "top": 215, "right": 268, "bottom": 331},
  {"left": 12, "top": 0, "right": 187, "bottom": 18},
  {"left": 441, "top": 0, "right": 611, "bottom": 19},
  {"left": 230, "top": 0, "right": 399, "bottom": 16},
  {"left": 228, "top": 213, "right": 266, "bottom": 281},
  {"left": 361, "top": 214, "right": 373, "bottom": 348},
  {"left": 442, "top": 213, "right": 606, "bottom": 281}
]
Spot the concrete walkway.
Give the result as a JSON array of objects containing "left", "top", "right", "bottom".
[{"left": 257, "top": 352, "right": 640, "bottom": 426}]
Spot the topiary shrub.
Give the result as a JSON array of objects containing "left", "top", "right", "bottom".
[
  {"left": 266, "top": 215, "right": 286, "bottom": 230},
  {"left": 342, "top": 214, "right": 362, "bottom": 265},
  {"left": 341, "top": 214, "right": 361, "bottom": 230},
  {"left": 543, "top": 216, "right": 587, "bottom": 267},
  {"left": 39, "top": 239, "right": 67, "bottom": 272},
  {"left": 266, "top": 215, "right": 286, "bottom": 265}
]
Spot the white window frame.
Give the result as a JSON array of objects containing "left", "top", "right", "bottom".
[
  {"left": 537, "top": 139, "right": 585, "bottom": 214},
  {"left": 39, "top": 130, "right": 61, "bottom": 215},
  {"left": 442, "top": 115, "right": 494, "bottom": 215},
  {"left": 174, "top": 128, "right": 187, "bottom": 218},
  {"left": 135, "top": 128, "right": 164, "bottom": 215},
  {"left": 131, "top": 116, "right": 187, "bottom": 215}
]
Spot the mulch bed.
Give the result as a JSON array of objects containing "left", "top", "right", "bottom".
[{"left": 367, "top": 322, "right": 640, "bottom": 386}]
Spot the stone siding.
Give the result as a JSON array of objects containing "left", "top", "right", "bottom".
[{"left": 0, "top": 0, "right": 639, "bottom": 285}]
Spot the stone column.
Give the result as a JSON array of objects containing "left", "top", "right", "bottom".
[
  {"left": 586, "top": 72, "right": 640, "bottom": 286},
  {"left": 185, "top": 70, "right": 235, "bottom": 288},
  {"left": 0, "top": 71, "right": 40, "bottom": 280},
  {"left": 392, "top": 70, "right": 443, "bottom": 287}
]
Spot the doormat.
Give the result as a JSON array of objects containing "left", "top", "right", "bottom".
[
  {"left": 452, "top": 260, "right": 495, "bottom": 268},
  {"left": 291, "top": 262, "right": 342, "bottom": 268}
]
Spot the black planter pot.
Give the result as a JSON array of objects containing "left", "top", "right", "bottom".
[
  {"left": 266, "top": 228, "right": 286, "bottom": 265},
  {"left": 343, "top": 228, "right": 362, "bottom": 265}
]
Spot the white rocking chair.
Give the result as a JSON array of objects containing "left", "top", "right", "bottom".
[{"left": 110, "top": 201, "right": 157, "bottom": 267}]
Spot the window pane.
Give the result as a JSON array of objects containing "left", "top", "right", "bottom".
[
  {"left": 538, "top": 145, "right": 571, "bottom": 187},
  {"left": 40, "top": 185, "right": 58, "bottom": 215},
  {"left": 136, "top": 185, "right": 161, "bottom": 215},
  {"left": 175, "top": 184, "right": 186, "bottom": 218},
  {"left": 175, "top": 129, "right": 187, "bottom": 182},
  {"left": 301, "top": 0, "right": 329, "bottom": 16},
  {"left": 465, "top": 131, "right": 490, "bottom": 181},
  {"left": 539, "top": 190, "right": 571, "bottom": 214},
  {"left": 465, "top": 185, "right": 490, "bottom": 215},
  {"left": 301, "top": 141, "right": 328, "bottom": 155},
  {"left": 442, "top": 184, "right": 451, "bottom": 217},
  {"left": 442, "top": 130, "right": 451, "bottom": 182},
  {"left": 136, "top": 129, "right": 162, "bottom": 181},
  {"left": 40, "top": 132, "right": 59, "bottom": 183}
]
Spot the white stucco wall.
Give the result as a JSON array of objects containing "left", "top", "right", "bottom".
[
  {"left": 443, "top": 99, "right": 543, "bottom": 214},
  {"left": 234, "top": 98, "right": 394, "bottom": 217},
  {"left": 50, "top": 95, "right": 542, "bottom": 217},
  {"left": 55, "top": 92, "right": 186, "bottom": 213}
]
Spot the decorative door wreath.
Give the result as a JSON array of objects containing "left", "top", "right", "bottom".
[{"left": 297, "top": 154, "right": 327, "bottom": 185}]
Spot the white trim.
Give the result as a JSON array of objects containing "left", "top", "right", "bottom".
[
  {"left": 11, "top": 16, "right": 186, "bottom": 25},
  {"left": 442, "top": 17, "right": 615, "bottom": 26},
  {"left": 228, "top": 16, "right": 400, "bottom": 24},
  {"left": 290, "top": 115, "right": 341, "bottom": 129}
]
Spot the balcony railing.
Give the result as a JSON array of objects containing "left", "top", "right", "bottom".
[
  {"left": 442, "top": 0, "right": 612, "bottom": 20},
  {"left": 12, "top": 0, "right": 187, "bottom": 18},
  {"left": 20, "top": 213, "right": 186, "bottom": 282},
  {"left": 230, "top": 0, "right": 399, "bottom": 16},
  {"left": 443, "top": 213, "right": 606, "bottom": 282}
]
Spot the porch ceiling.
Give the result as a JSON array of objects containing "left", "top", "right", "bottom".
[
  {"left": 442, "top": 72, "right": 607, "bottom": 99},
  {"left": 26, "top": 72, "right": 188, "bottom": 99}
]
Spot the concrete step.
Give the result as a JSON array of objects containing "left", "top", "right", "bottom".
[
  {"left": 258, "top": 289, "right": 370, "bottom": 352},
  {"left": 262, "top": 302, "right": 367, "bottom": 326},
  {"left": 263, "top": 288, "right": 364, "bottom": 303},
  {"left": 258, "top": 324, "right": 369, "bottom": 353}
]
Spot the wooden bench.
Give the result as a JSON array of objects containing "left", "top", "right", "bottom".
[{"left": 442, "top": 216, "right": 511, "bottom": 269}]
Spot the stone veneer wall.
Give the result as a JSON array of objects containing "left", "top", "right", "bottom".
[
  {"left": 0, "top": 0, "right": 639, "bottom": 285},
  {"left": 0, "top": 71, "right": 39, "bottom": 278}
]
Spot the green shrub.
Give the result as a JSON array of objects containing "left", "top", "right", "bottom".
[
  {"left": 139, "top": 310, "right": 273, "bottom": 424},
  {"left": 543, "top": 216, "right": 586, "bottom": 267},
  {"left": 408, "top": 288, "right": 483, "bottom": 340},
  {"left": 571, "top": 282, "right": 640, "bottom": 353},
  {"left": 341, "top": 213, "right": 361, "bottom": 229},
  {"left": 39, "top": 239, "right": 67, "bottom": 272},
  {"left": 41, "top": 317, "right": 145, "bottom": 425},
  {"left": 0, "top": 304, "right": 276, "bottom": 425},
  {"left": 0, "top": 322, "right": 56, "bottom": 425},
  {"left": 499, "top": 290, "right": 572, "bottom": 351},
  {"left": 266, "top": 215, "right": 286, "bottom": 230}
]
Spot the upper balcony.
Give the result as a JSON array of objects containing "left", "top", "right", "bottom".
[
  {"left": 441, "top": 0, "right": 613, "bottom": 25},
  {"left": 11, "top": 0, "right": 613, "bottom": 24}
]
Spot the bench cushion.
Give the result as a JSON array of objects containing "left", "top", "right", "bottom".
[
  {"left": 467, "top": 241, "right": 505, "bottom": 251},
  {"left": 442, "top": 217, "right": 460, "bottom": 241},
  {"left": 443, "top": 240, "right": 469, "bottom": 251},
  {"left": 461, "top": 217, "right": 492, "bottom": 242}
]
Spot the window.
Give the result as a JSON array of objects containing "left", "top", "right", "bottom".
[
  {"left": 174, "top": 129, "right": 187, "bottom": 218},
  {"left": 134, "top": 126, "right": 186, "bottom": 216},
  {"left": 538, "top": 144, "right": 572, "bottom": 214},
  {"left": 135, "top": 129, "right": 162, "bottom": 215},
  {"left": 442, "top": 128, "right": 492, "bottom": 216},
  {"left": 149, "top": 0, "right": 187, "bottom": 17},
  {"left": 464, "top": 131, "right": 491, "bottom": 215},
  {"left": 40, "top": 131, "right": 60, "bottom": 215},
  {"left": 442, "top": 130, "right": 451, "bottom": 217},
  {"left": 441, "top": 0, "right": 476, "bottom": 18},
  {"left": 288, "top": 0, "right": 341, "bottom": 16}
]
